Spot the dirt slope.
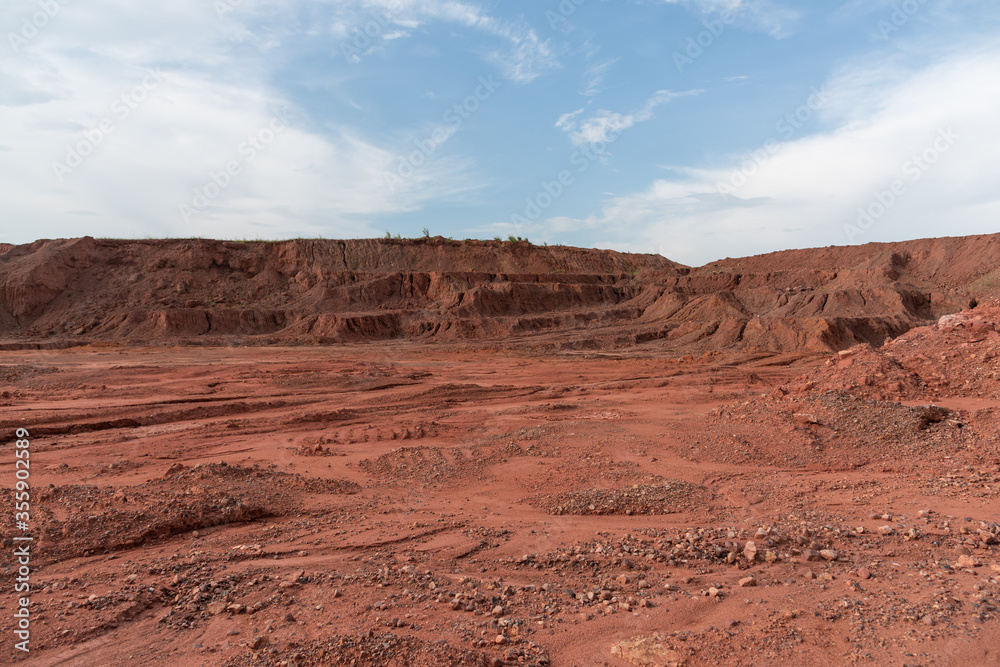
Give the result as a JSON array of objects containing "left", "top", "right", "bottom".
[
  {"left": 0, "top": 234, "right": 996, "bottom": 353},
  {"left": 5, "top": 301, "right": 1000, "bottom": 665}
]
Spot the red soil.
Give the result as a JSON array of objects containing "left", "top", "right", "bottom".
[
  {"left": 2, "top": 236, "right": 1000, "bottom": 666},
  {"left": 1, "top": 234, "right": 993, "bottom": 353}
]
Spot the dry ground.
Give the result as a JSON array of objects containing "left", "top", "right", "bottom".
[{"left": 2, "top": 329, "right": 1000, "bottom": 666}]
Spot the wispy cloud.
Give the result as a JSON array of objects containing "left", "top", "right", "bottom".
[
  {"left": 556, "top": 89, "right": 701, "bottom": 146},
  {"left": 659, "top": 0, "right": 803, "bottom": 38},
  {"left": 0, "top": 0, "right": 495, "bottom": 241},
  {"left": 536, "top": 45, "right": 1000, "bottom": 265},
  {"left": 582, "top": 58, "right": 619, "bottom": 96},
  {"left": 327, "top": 0, "right": 558, "bottom": 83}
]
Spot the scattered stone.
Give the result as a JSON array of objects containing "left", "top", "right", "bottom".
[
  {"left": 957, "top": 555, "right": 981, "bottom": 569},
  {"left": 611, "top": 637, "right": 684, "bottom": 667},
  {"left": 164, "top": 463, "right": 186, "bottom": 477}
]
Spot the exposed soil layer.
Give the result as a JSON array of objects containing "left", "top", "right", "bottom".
[
  {"left": 2, "top": 234, "right": 996, "bottom": 353},
  {"left": 4, "top": 236, "right": 1000, "bottom": 666},
  {"left": 3, "top": 299, "right": 1000, "bottom": 665}
]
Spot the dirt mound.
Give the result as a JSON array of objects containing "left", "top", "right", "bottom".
[
  {"left": 2, "top": 234, "right": 1000, "bottom": 354},
  {"left": 786, "top": 300, "right": 1000, "bottom": 401},
  {"left": 0, "top": 463, "right": 359, "bottom": 567},
  {"left": 689, "top": 393, "right": 967, "bottom": 470},
  {"left": 0, "top": 236, "right": 672, "bottom": 347}
]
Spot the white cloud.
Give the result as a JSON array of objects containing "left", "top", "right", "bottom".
[
  {"left": 555, "top": 89, "right": 701, "bottom": 146},
  {"left": 534, "top": 45, "right": 1000, "bottom": 266},
  {"left": 582, "top": 58, "right": 619, "bottom": 97},
  {"left": 660, "top": 0, "right": 802, "bottom": 38},
  {"left": 0, "top": 0, "right": 486, "bottom": 243},
  {"left": 326, "top": 0, "right": 558, "bottom": 83}
]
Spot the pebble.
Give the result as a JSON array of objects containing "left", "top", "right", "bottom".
[
  {"left": 738, "top": 576, "right": 756, "bottom": 588},
  {"left": 957, "top": 555, "right": 980, "bottom": 568}
]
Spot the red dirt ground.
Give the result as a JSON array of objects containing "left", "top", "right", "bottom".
[{"left": 2, "top": 236, "right": 1000, "bottom": 666}]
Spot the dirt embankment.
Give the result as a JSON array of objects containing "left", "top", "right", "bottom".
[
  {"left": 0, "top": 234, "right": 996, "bottom": 352},
  {"left": 6, "top": 301, "right": 1000, "bottom": 666}
]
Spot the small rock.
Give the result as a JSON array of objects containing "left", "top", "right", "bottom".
[
  {"left": 495, "top": 635, "right": 508, "bottom": 645},
  {"left": 957, "top": 555, "right": 981, "bottom": 568},
  {"left": 743, "top": 541, "right": 758, "bottom": 561},
  {"left": 738, "top": 576, "right": 756, "bottom": 588},
  {"left": 164, "top": 463, "right": 186, "bottom": 477},
  {"left": 820, "top": 549, "right": 839, "bottom": 561},
  {"left": 492, "top": 605, "right": 505, "bottom": 617}
]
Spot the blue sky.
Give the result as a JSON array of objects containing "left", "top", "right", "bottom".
[{"left": 2, "top": 0, "right": 999, "bottom": 265}]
